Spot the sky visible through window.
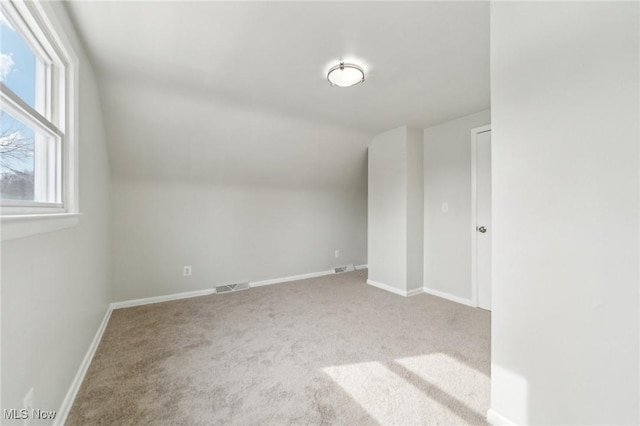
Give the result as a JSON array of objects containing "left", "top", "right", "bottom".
[
  {"left": 1, "top": 10, "right": 37, "bottom": 200},
  {"left": 1, "top": 11, "right": 36, "bottom": 105},
  {"left": 0, "top": 11, "right": 37, "bottom": 200}
]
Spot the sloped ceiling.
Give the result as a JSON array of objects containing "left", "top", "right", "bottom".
[{"left": 65, "top": 1, "right": 489, "bottom": 188}]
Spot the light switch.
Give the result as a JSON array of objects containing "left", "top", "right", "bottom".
[{"left": 442, "top": 202, "right": 449, "bottom": 213}]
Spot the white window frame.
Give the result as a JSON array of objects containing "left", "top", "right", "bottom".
[{"left": 1, "top": 0, "right": 79, "bottom": 239}]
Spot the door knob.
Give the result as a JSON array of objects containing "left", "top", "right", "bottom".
[{"left": 477, "top": 226, "right": 487, "bottom": 233}]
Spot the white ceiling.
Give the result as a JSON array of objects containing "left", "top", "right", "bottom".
[{"left": 65, "top": 1, "right": 489, "bottom": 187}]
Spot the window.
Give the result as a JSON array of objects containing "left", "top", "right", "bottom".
[{"left": 0, "top": 1, "right": 77, "bottom": 218}]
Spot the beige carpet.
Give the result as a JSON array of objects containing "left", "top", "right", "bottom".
[{"left": 67, "top": 270, "right": 490, "bottom": 425}]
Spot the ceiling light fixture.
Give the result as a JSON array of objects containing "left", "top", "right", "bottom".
[{"left": 327, "top": 62, "right": 365, "bottom": 87}]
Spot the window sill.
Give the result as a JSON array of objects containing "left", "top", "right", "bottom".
[{"left": 1, "top": 213, "right": 82, "bottom": 241}]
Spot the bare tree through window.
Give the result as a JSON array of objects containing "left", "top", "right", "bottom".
[{"left": 0, "top": 111, "right": 35, "bottom": 200}]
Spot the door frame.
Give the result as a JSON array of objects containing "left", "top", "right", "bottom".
[{"left": 470, "top": 124, "right": 491, "bottom": 308}]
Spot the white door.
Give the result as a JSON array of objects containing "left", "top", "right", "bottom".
[{"left": 475, "top": 129, "right": 492, "bottom": 311}]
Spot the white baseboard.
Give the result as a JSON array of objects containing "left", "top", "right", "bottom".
[
  {"left": 367, "top": 280, "right": 425, "bottom": 298},
  {"left": 355, "top": 264, "right": 368, "bottom": 270},
  {"left": 487, "top": 409, "right": 518, "bottom": 425},
  {"left": 112, "top": 268, "right": 348, "bottom": 309},
  {"left": 406, "top": 287, "right": 423, "bottom": 297},
  {"left": 110, "top": 288, "right": 215, "bottom": 310},
  {"left": 55, "top": 305, "right": 112, "bottom": 426},
  {"left": 423, "top": 286, "right": 474, "bottom": 307},
  {"left": 367, "top": 279, "right": 410, "bottom": 297},
  {"left": 250, "top": 269, "right": 335, "bottom": 287}
]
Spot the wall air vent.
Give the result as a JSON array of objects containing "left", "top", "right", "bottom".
[
  {"left": 215, "top": 282, "right": 250, "bottom": 294},
  {"left": 334, "top": 264, "right": 355, "bottom": 274}
]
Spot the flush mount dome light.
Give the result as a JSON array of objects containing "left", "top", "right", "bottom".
[{"left": 327, "top": 62, "right": 365, "bottom": 87}]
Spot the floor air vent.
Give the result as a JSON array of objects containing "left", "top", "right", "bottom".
[
  {"left": 215, "top": 282, "right": 250, "bottom": 294},
  {"left": 334, "top": 264, "right": 355, "bottom": 274}
]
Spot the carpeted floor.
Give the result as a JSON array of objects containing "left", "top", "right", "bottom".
[{"left": 67, "top": 270, "right": 490, "bottom": 425}]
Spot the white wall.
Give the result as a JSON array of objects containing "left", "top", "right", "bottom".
[
  {"left": 368, "top": 127, "right": 408, "bottom": 291},
  {"left": 368, "top": 125, "right": 423, "bottom": 294},
  {"left": 0, "top": 2, "right": 111, "bottom": 421},
  {"left": 112, "top": 180, "right": 367, "bottom": 301},
  {"left": 423, "top": 110, "right": 491, "bottom": 301},
  {"left": 106, "top": 84, "right": 370, "bottom": 301},
  {"left": 490, "top": 2, "right": 639, "bottom": 424},
  {"left": 406, "top": 128, "right": 424, "bottom": 292}
]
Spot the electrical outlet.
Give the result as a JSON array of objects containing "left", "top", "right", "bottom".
[
  {"left": 183, "top": 266, "right": 192, "bottom": 277},
  {"left": 334, "top": 250, "right": 340, "bottom": 258}
]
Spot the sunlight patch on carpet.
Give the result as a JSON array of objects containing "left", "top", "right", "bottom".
[
  {"left": 394, "top": 353, "right": 490, "bottom": 418},
  {"left": 323, "top": 361, "right": 469, "bottom": 424}
]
